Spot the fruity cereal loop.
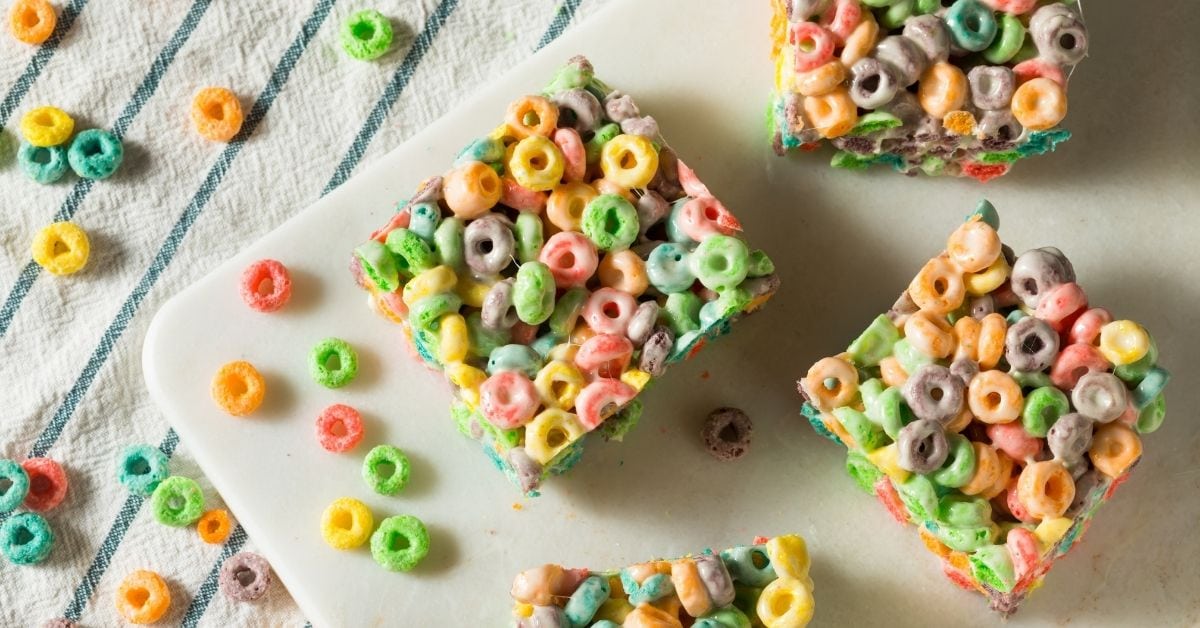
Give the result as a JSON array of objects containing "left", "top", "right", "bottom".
[
  {"left": 349, "top": 57, "right": 779, "bottom": 495},
  {"left": 798, "top": 201, "right": 1169, "bottom": 615}
]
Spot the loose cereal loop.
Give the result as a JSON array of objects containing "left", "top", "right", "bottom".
[
  {"left": 8, "top": 0, "right": 56, "bottom": 44},
  {"left": 197, "top": 509, "right": 232, "bottom": 544},
  {"left": 115, "top": 569, "right": 171, "bottom": 624},
  {"left": 150, "top": 476, "right": 205, "bottom": 527},
  {"left": 362, "top": 444, "right": 411, "bottom": 495},
  {"left": 31, "top": 221, "right": 89, "bottom": 276},
  {"left": 67, "top": 129, "right": 124, "bottom": 180},
  {"left": 19, "top": 106, "right": 73, "bottom": 147},
  {"left": 211, "top": 360, "right": 266, "bottom": 416},
  {"left": 340, "top": 9, "right": 393, "bottom": 61},
  {"left": 191, "top": 87, "right": 245, "bottom": 142},
  {"left": 504, "top": 95, "right": 559, "bottom": 139},
  {"left": 218, "top": 551, "right": 273, "bottom": 602},
  {"left": 17, "top": 142, "right": 69, "bottom": 184},
  {"left": 117, "top": 444, "right": 169, "bottom": 496},
  {"left": 239, "top": 259, "right": 292, "bottom": 312},
  {"left": 309, "top": 337, "right": 359, "bottom": 388},
  {"left": 1, "top": 511, "right": 54, "bottom": 565},
  {"left": 315, "top": 403, "right": 364, "bottom": 453},
  {"left": 701, "top": 407, "right": 753, "bottom": 461},
  {"left": 20, "top": 457, "right": 68, "bottom": 512},
  {"left": 321, "top": 497, "right": 373, "bottom": 549},
  {"left": 0, "top": 459, "right": 31, "bottom": 514},
  {"left": 369, "top": 514, "right": 430, "bottom": 572}
]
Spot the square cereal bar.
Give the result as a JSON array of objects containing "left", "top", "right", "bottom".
[
  {"left": 351, "top": 57, "right": 778, "bottom": 495},
  {"left": 769, "top": 0, "right": 1088, "bottom": 181},
  {"left": 509, "top": 534, "right": 814, "bottom": 627},
  {"left": 798, "top": 201, "right": 1169, "bottom": 614}
]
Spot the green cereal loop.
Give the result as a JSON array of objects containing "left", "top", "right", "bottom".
[
  {"left": 341, "top": 9, "right": 394, "bottom": 61},
  {"left": 486, "top": 344, "right": 542, "bottom": 378},
  {"left": 879, "top": 0, "right": 914, "bottom": 29},
  {"left": 355, "top": 240, "right": 399, "bottom": 292},
  {"left": 370, "top": 515, "right": 430, "bottom": 572},
  {"left": 1021, "top": 386, "right": 1069, "bottom": 437},
  {"left": 548, "top": 287, "right": 588, "bottom": 338},
  {"left": 662, "top": 291, "right": 702, "bottom": 335},
  {"left": 1, "top": 512, "right": 53, "bottom": 565},
  {"left": 892, "top": 338, "right": 933, "bottom": 375},
  {"left": 513, "top": 261, "right": 556, "bottom": 325},
  {"left": 581, "top": 194, "right": 639, "bottom": 252},
  {"left": 970, "top": 544, "right": 1016, "bottom": 592},
  {"left": 385, "top": 228, "right": 436, "bottom": 277},
  {"left": 513, "top": 212, "right": 543, "bottom": 263},
  {"left": 0, "top": 459, "right": 30, "bottom": 514},
  {"left": 833, "top": 407, "right": 887, "bottom": 452},
  {"left": 831, "top": 150, "right": 872, "bottom": 171},
  {"left": 931, "top": 433, "right": 976, "bottom": 488},
  {"left": 543, "top": 57, "right": 595, "bottom": 95},
  {"left": 746, "top": 250, "right": 775, "bottom": 277},
  {"left": 466, "top": 312, "right": 510, "bottom": 359},
  {"left": 309, "top": 337, "right": 360, "bottom": 388},
  {"left": 966, "top": 199, "right": 999, "bottom": 230},
  {"left": 845, "top": 451, "right": 884, "bottom": 494},
  {"left": 1011, "top": 35, "right": 1040, "bottom": 64},
  {"left": 584, "top": 123, "right": 620, "bottom": 165},
  {"left": 530, "top": 333, "right": 560, "bottom": 358},
  {"left": 118, "top": 444, "right": 170, "bottom": 496},
  {"left": 412, "top": 327, "right": 439, "bottom": 365},
  {"left": 150, "top": 476, "right": 204, "bottom": 527},
  {"left": 454, "top": 136, "right": 505, "bottom": 165},
  {"left": 932, "top": 522, "right": 997, "bottom": 552},
  {"left": 848, "top": 111, "right": 902, "bottom": 137},
  {"left": 362, "top": 445, "right": 411, "bottom": 496},
  {"left": 1133, "top": 366, "right": 1170, "bottom": 409},
  {"left": 408, "top": 293, "right": 462, "bottom": 332},
  {"left": 1011, "top": 370, "right": 1052, "bottom": 389},
  {"left": 699, "top": 287, "right": 751, "bottom": 329},
  {"left": 978, "top": 151, "right": 1021, "bottom": 165},
  {"left": 478, "top": 412, "right": 521, "bottom": 449},
  {"left": 690, "top": 235, "right": 750, "bottom": 293},
  {"left": 1115, "top": 335, "right": 1158, "bottom": 382},
  {"left": 597, "top": 398, "right": 642, "bottom": 442},
  {"left": 847, "top": 314, "right": 901, "bottom": 367},
  {"left": 896, "top": 474, "right": 937, "bottom": 522},
  {"left": 859, "top": 378, "right": 885, "bottom": 414},
  {"left": 564, "top": 575, "right": 611, "bottom": 626},
  {"left": 433, "top": 217, "right": 465, "bottom": 271},
  {"left": 982, "top": 12, "right": 1026, "bottom": 64},
  {"left": 1136, "top": 394, "right": 1166, "bottom": 434},
  {"left": 920, "top": 156, "right": 946, "bottom": 176},
  {"left": 67, "top": 129, "right": 123, "bottom": 180},
  {"left": 451, "top": 401, "right": 474, "bottom": 438},
  {"left": 695, "top": 607, "right": 751, "bottom": 628},
  {"left": 914, "top": 0, "right": 940, "bottom": 14},
  {"left": 871, "top": 386, "right": 912, "bottom": 440},
  {"left": 732, "top": 585, "right": 764, "bottom": 617},
  {"left": 937, "top": 494, "right": 992, "bottom": 528}
]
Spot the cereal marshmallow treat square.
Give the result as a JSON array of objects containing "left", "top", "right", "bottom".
[
  {"left": 350, "top": 57, "right": 779, "bottom": 495},
  {"left": 769, "top": 0, "right": 1089, "bottom": 181},
  {"left": 798, "top": 201, "right": 1169, "bottom": 615}
]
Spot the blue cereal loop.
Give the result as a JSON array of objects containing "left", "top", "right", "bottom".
[
  {"left": 67, "top": 129, "right": 124, "bottom": 180},
  {"left": 17, "top": 142, "right": 69, "bottom": 184},
  {"left": 118, "top": 444, "right": 170, "bottom": 496},
  {"left": 1, "top": 512, "right": 54, "bottom": 565},
  {"left": 0, "top": 460, "right": 30, "bottom": 513}
]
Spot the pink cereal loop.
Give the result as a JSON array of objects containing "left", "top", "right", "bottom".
[
  {"left": 986, "top": 421, "right": 1042, "bottom": 462},
  {"left": 874, "top": 477, "right": 909, "bottom": 525},
  {"left": 575, "top": 334, "right": 634, "bottom": 378},
  {"left": 1049, "top": 343, "right": 1111, "bottom": 391},
  {"left": 511, "top": 322, "right": 539, "bottom": 345},
  {"left": 1069, "top": 307, "right": 1112, "bottom": 346},
  {"left": 315, "top": 404, "right": 364, "bottom": 453},
  {"left": 1006, "top": 527, "right": 1040, "bottom": 581},
  {"left": 479, "top": 371, "right": 540, "bottom": 429},
  {"left": 575, "top": 379, "right": 637, "bottom": 431},
  {"left": 1006, "top": 479, "right": 1035, "bottom": 523},
  {"left": 369, "top": 207, "right": 411, "bottom": 243},
  {"left": 501, "top": 177, "right": 547, "bottom": 213},
  {"left": 553, "top": 128, "right": 587, "bottom": 183},
  {"left": 582, "top": 287, "right": 637, "bottom": 336},
  {"left": 539, "top": 231, "right": 598, "bottom": 289},
  {"left": 982, "top": 0, "right": 1036, "bottom": 14},
  {"left": 239, "top": 259, "right": 293, "bottom": 313},
  {"left": 675, "top": 158, "right": 711, "bottom": 198},
  {"left": 1013, "top": 59, "right": 1067, "bottom": 90},
  {"left": 790, "top": 22, "right": 836, "bottom": 73},
  {"left": 1034, "top": 282, "right": 1087, "bottom": 330},
  {"left": 679, "top": 196, "right": 742, "bottom": 241},
  {"left": 818, "top": 0, "right": 863, "bottom": 46}
]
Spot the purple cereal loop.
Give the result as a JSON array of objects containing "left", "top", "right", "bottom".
[
  {"left": 887, "top": 290, "right": 919, "bottom": 324},
  {"left": 881, "top": 91, "right": 925, "bottom": 130},
  {"left": 219, "top": 551, "right": 273, "bottom": 602},
  {"left": 627, "top": 301, "right": 660, "bottom": 347},
  {"left": 968, "top": 65, "right": 1015, "bottom": 111},
  {"left": 1011, "top": 247, "right": 1075, "bottom": 308},
  {"left": 1065, "top": 467, "right": 1102, "bottom": 517},
  {"left": 976, "top": 109, "right": 1023, "bottom": 143},
  {"left": 1047, "top": 412, "right": 1093, "bottom": 462},
  {"left": 552, "top": 88, "right": 603, "bottom": 133},
  {"left": 742, "top": 273, "right": 781, "bottom": 299},
  {"left": 636, "top": 190, "right": 670, "bottom": 236},
  {"left": 464, "top": 214, "right": 515, "bottom": 275},
  {"left": 695, "top": 553, "right": 736, "bottom": 607},
  {"left": 1071, "top": 372, "right": 1128, "bottom": 424},
  {"left": 790, "top": 0, "right": 831, "bottom": 21},
  {"left": 702, "top": 407, "right": 753, "bottom": 461},
  {"left": 411, "top": 175, "right": 444, "bottom": 205},
  {"left": 873, "top": 35, "right": 928, "bottom": 87},
  {"left": 620, "top": 115, "right": 660, "bottom": 140},
  {"left": 903, "top": 364, "right": 965, "bottom": 425},
  {"left": 519, "top": 605, "right": 568, "bottom": 628},
  {"left": 902, "top": 14, "right": 950, "bottom": 64},
  {"left": 482, "top": 279, "right": 519, "bottom": 330},
  {"left": 349, "top": 252, "right": 367, "bottom": 289},
  {"left": 897, "top": 418, "right": 949, "bottom": 473},
  {"left": 639, "top": 326, "right": 674, "bottom": 377},
  {"left": 849, "top": 57, "right": 901, "bottom": 109},
  {"left": 950, "top": 357, "right": 979, "bottom": 386},
  {"left": 1029, "top": 3, "right": 1088, "bottom": 66},
  {"left": 507, "top": 447, "right": 543, "bottom": 494},
  {"left": 1005, "top": 316, "right": 1060, "bottom": 373},
  {"left": 603, "top": 90, "right": 640, "bottom": 123},
  {"left": 648, "top": 146, "right": 684, "bottom": 201},
  {"left": 968, "top": 294, "right": 995, "bottom": 320}
]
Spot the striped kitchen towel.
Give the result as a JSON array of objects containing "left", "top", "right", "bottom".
[{"left": 0, "top": 0, "right": 608, "bottom": 624}]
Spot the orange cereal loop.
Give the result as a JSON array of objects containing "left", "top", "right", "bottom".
[
  {"left": 945, "top": 405, "right": 973, "bottom": 433},
  {"left": 1017, "top": 460, "right": 1074, "bottom": 519},
  {"left": 908, "top": 255, "right": 965, "bottom": 315},
  {"left": 824, "top": 412, "right": 857, "bottom": 449},
  {"left": 592, "top": 177, "right": 635, "bottom": 202},
  {"left": 946, "top": 219, "right": 1001, "bottom": 273},
  {"left": 505, "top": 95, "right": 558, "bottom": 139},
  {"left": 942, "top": 110, "right": 977, "bottom": 136},
  {"left": 1089, "top": 422, "right": 1143, "bottom": 479},
  {"left": 115, "top": 569, "right": 171, "bottom": 624},
  {"left": 211, "top": 360, "right": 266, "bottom": 416},
  {"left": 443, "top": 161, "right": 502, "bottom": 219},
  {"left": 9, "top": 0, "right": 56, "bottom": 45},
  {"left": 976, "top": 312, "right": 1007, "bottom": 369},
  {"left": 981, "top": 450, "right": 1015, "bottom": 500},
  {"left": 918, "top": 62, "right": 967, "bottom": 119},
  {"left": 919, "top": 527, "right": 952, "bottom": 558},
  {"left": 191, "top": 87, "right": 244, "bottom": 142},
  {"left": 879, "top": 355, "right": 908, "bottom": 388},
  {"left": 968, "top": 369, "right": 1023, "bottom": 424},
  {"left": 952, "top": 316, "right": 981, "bottom": 363},
  {"left": 803, "top": 356, "right": 859, "bottom": 410},
  {"left": 1011, "top": 77, "right": 1068, "bottom": 132},
  {"left": 803, "top": 88, "right": 858, "bottom": 138},
  {"left": 960, "top": 442, "right": 1000, "bottom": 496},
  {"left": 904, "top": 310, "right": 955, "bottom": 359},
  {"left": 197, "top": 509, "right": 232, "bottom": 544}
]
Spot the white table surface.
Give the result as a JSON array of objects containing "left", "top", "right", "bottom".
[{"left": 143, "top": 0, "right": 1200, "bottom": 625}]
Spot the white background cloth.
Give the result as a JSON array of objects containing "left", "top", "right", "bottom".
[{"left": 0, "top": 1, "right": 610, "bottom": 624}]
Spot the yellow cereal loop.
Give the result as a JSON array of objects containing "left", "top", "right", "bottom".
[
  {"left": 1034, "top": 517, "right": 1073, "bottom": 550},
  {"left": 546, "top": 182, "right": 599, "bottom": 232},
  {"left": 1098, "top": 320, "right": 1150, "bottom": 366},
  {"left": 320, "top": 497, "right": 373, "bottom": 549},
  {"left": 795, "top": 60, "right": 847, "bottom": 97},
  {"left": 766, "top": 534, "right": 810, "bottom": 582},
  {"left": 942, "top": 110, "right": 977, "bottom": 136},
  {"left": 455, "top": 274, "right": 493, "bottom": 308},
  {"left": 31, "top": 221, "right": 90, "bottom": 276},
  {"left": 508, "top": 135, "right": 565, "bottom": 192},
  {"left": 620, "top": 368, "right": 651, "bottom": 393},
  {"left": 446, "top": 362, "right": 487, "bottom": 406},
  {"left": 533, "top": 360, "right": 585, "bottom": 410},
  {"left": 599, "top": 134, "right": 659, "bottom": 189},
  {"left": 403, "top": 265, "right": 458, "bottom": 306},
  {"left": 524, "top": 409, "right": 587, "bottom": 465},
  {"left": 867, "top": 443, "right": 910, "bottom": 483},
  {"left": 593, "top": 596, "right": 634, "bottom": 623},
  {"left": 513, "top": 602, "right": 534, "bottom": 618},
  {"left": 840, "top": 11, "right": 879, "bottom": 66},
  {"left": 437, "top": 313, "right": 469, "bottom": 364},
  {"left": 756, "top": 577, "right": 814, "bottom": 628},
  {"left": 20, "top": 106, "right": 74, "bottom": 147},
  {"left": 964, "top": 254, "right": 1010, "bottom": 296}
]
